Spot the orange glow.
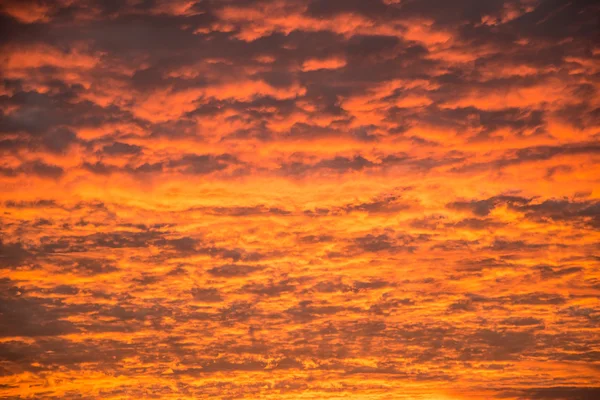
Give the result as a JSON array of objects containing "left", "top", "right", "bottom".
[
  {"left": 1, "top": 1, "right": 599, "bottom": 399},
  {"left": 302, "top": 56, "right": 348, "bottom": 71}
]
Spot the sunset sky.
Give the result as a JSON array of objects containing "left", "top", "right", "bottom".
[{"left": 1, "top": 0, "right": 599, "bottom": 399}]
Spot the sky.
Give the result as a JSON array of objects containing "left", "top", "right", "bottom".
[{"left": 0, "top": 0, "right": 599, "bottom": 399}]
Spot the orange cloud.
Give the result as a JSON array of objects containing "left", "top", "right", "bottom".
[
  {"left": 302, "top": 56, "right": 347, "bottom": 71},
  {"left": 1, "top": 0, "right": 599, "bottom": 399}
]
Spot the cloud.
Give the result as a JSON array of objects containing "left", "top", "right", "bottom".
[
  {"left": 207, "top": 264, "right": 264, "bottom": 277},
  {"left": 101, "top": 141, "right": 143, "bottom": 156},
  {"left": 0, "top": 0, "right": 598, "bottom": 398},
  {"left": 191, "top": 287, "right": 224, "bottom": 302},
  {"left": 502, "top": 387, "right": 600, "bottom": 400},
  {"left": 0, "top": 240, "right": 32, "bottom": 268}
]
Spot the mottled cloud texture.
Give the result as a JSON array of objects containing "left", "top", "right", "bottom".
[{"left": 1, "top": 0, "right": 599, "bottom": 399}]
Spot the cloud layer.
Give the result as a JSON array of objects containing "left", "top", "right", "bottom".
[{"left": 1, "top": 0, "right": 599, "bottom": 399}]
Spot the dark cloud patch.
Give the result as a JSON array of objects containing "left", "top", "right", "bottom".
[
  {"left": 162, "top": 236, "right": 199, "bottom": 253},
  {"left": 51, "top": 284, "right": 80, "bottom": 296},
  {"left": 41, "top": 128, "right": 78, "bottom": 154},
  {"left": 342, "top": 194, "right": 413, "bottom": 214},
  {"left": 0, "top": 336, "right": 139, "bottom": 372},
  {"left": 38, "top": 231, "right": 165, "bottom": 253},
  {"left": 219, "top": 300, "right": 256, "bottom": 323},
  {"left": 27, "top": 160, "right": 64, "bottom": 178},
  {"left": 66, "top": 258, "right": 119, "bottom": 276},
  {"left": 449, "top": 195, "right": 600, "bottom": 228},
  {"left": 169, "top": 154, "right": 241, "bottom": 175},
  {"left": 554, "top": 101, "right": 600, "bottom": 131},
  {"left": 305, "top": 0, "right": 391, "bottom": 19},
  {"left": 309, "top": 279, "right": 389, "bottom": 295},
  {"left": 345, "top": 34, "right": 410, "bottom": 63},
  {"left": 198, "top": 246, "right": 266, "bottom": 262},
  {"left": 515, "top": 199, "right": 600, "bottom": 229},
  {"left": 4, "top": 199, "right": 58, "bottom": 208},
  {"left": 82, "top": 161, "right": 120, "bottom": 175},
  {"left": 501, "top": 386, "right": 600, "bottom": 400},
  {"left": 298, "top": 234, "right": 334, "bottom": 244},
  {"left": 381, "top": 152, "right": 467, "bottom": 171},
  {"left": 240, "top": 279, "right": 295, "bottom": 297},
  {"left": 32, "top": 218, "right": 52, "bottom": 227},
  {"left": 81, "top": 12, "right": 216, "bottom": 59},
  {"left": 101, "top": 142, "right": 143, "bottom": 156},
  {"left": 467, "top": 292, "right": 567, "bottom": 307},
  {"left": 191, "top": 287, "right": 223, "bottom": 303},
  {"left": 0, "top": 240, "right": 32, "bottom": 268},
  {"left": 0, "top": 87, "right": 139, "bottom": 137},
  {"left": 282, "top": 155, "right": 375, "bottom": 176},
  {"left": 207, "top": 264, "right": 264, "bottom": 277},
  {"left": 0, "top": 160, "right": 65, "bottom": 179},
  {"left": 203, "top": 205, "right": 292, "bottom": 217},
  {"left": 489, "top": 238, "right": 548, "bottom": 252},
  {"left": 505, "top": 0, "right": 600, "bottom": 42},
  {"left": 454, "top": 143, "right": 600, "bottom": 173},
  {"left": 398, "top": 0, "right": 512, "bottom": 27},
  {"left": 174, "top": 355, "right": 304, "bottom": 375},
  {"left": 83, "top": 160, "right": 166, "bottom": 175},
  {"left": 388, "top": 105, "right": 546, "bottom": 139},
  {"left": 131, "top": 274, "right": 161, "bottom": 286},
  {"left": 0, "top": 279, "right": 79, "bottom": 337},
  {"left": 447, "top": 300, "right": 477, "bottom": 313},
  {"left": 286, "top": 300, "right": 358, "bottom": 322},
  {"left": 502, "top": 317, "right": 544, "bottom": 326},
  {"left": 284, "top": 122, "right": 351, "bottom": 141},
  {"left": 536, "top": 265, "right": 583, "bottom": 280},
  {"left": 352, "top": 234, "right": 395, "bottom": 252},
  {"left": 508, "top": 292, "right": 567, "bottom": 305},
  {"left": 451, "top": 217, "right": 505, "bottom": 230},
  {"left": 351, "top": 233, "right": 428, "bottom": 253},
  {"left": 470, "top": 328, "right": 536, "bottom": 359}
]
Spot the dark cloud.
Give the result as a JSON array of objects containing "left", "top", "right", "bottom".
[
  {"left": 305, "top": 0, "right": 391, "bottom": 19},
  {"left": 66, "top": 258, "right": 119, "bottom": 276},
  {"left": 503, "top": 386, "right": 600, "bottom": 400},
  {"left": 536, "top": 265, "right": 583, "bottom": 280},
  {"left": 454, "top": 143, "right": 600, "bottom": 173},
  {"left": 207, "top": 264, "right": 264, "bottom": 277},
  {"left": 351, "top": 232, "right": 428, "bottom": 254},
  {"left": 240, "top": 279, "right": 295, "bottom": 297},
  {"left": 27, "top": 160, "right": 65, "bottom": 178},
  {"left": 191, "top": 287, "right": 224, "bottom": 302},
  {"left": 169, "top": 154, "right": 241, "bottom": 175},
  {"left": 352, "top": 233, "right": 396, "bottom": 252},
  {"left": 281, "top": 155, "right": 374, "bottom": 176},
  {"left": 42, "top": 128, "right": 78, "bottom": 154},
  {"left": 0, "top": 160, "right": 65, "bottom": 179},
  {"left": 0, "top": 279, "right": 79, "bottom": 337},
  {"left": 0, "top": 240, "right": 32, "bottom": 268},
  {"left": 449, "top": 196, "right": 600, "bottom": 228},
  {"left": 502, "top": 317, "right": 544, "bottom": 326},
  {"left": 341, "top": 194, "right": 413, "bottom": 214},
  {"left": 101, "top": 142, "right": 143, "bottom": 156},
  {"left": 0, "top": 86, "right": 139, "bottom": 138}
]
